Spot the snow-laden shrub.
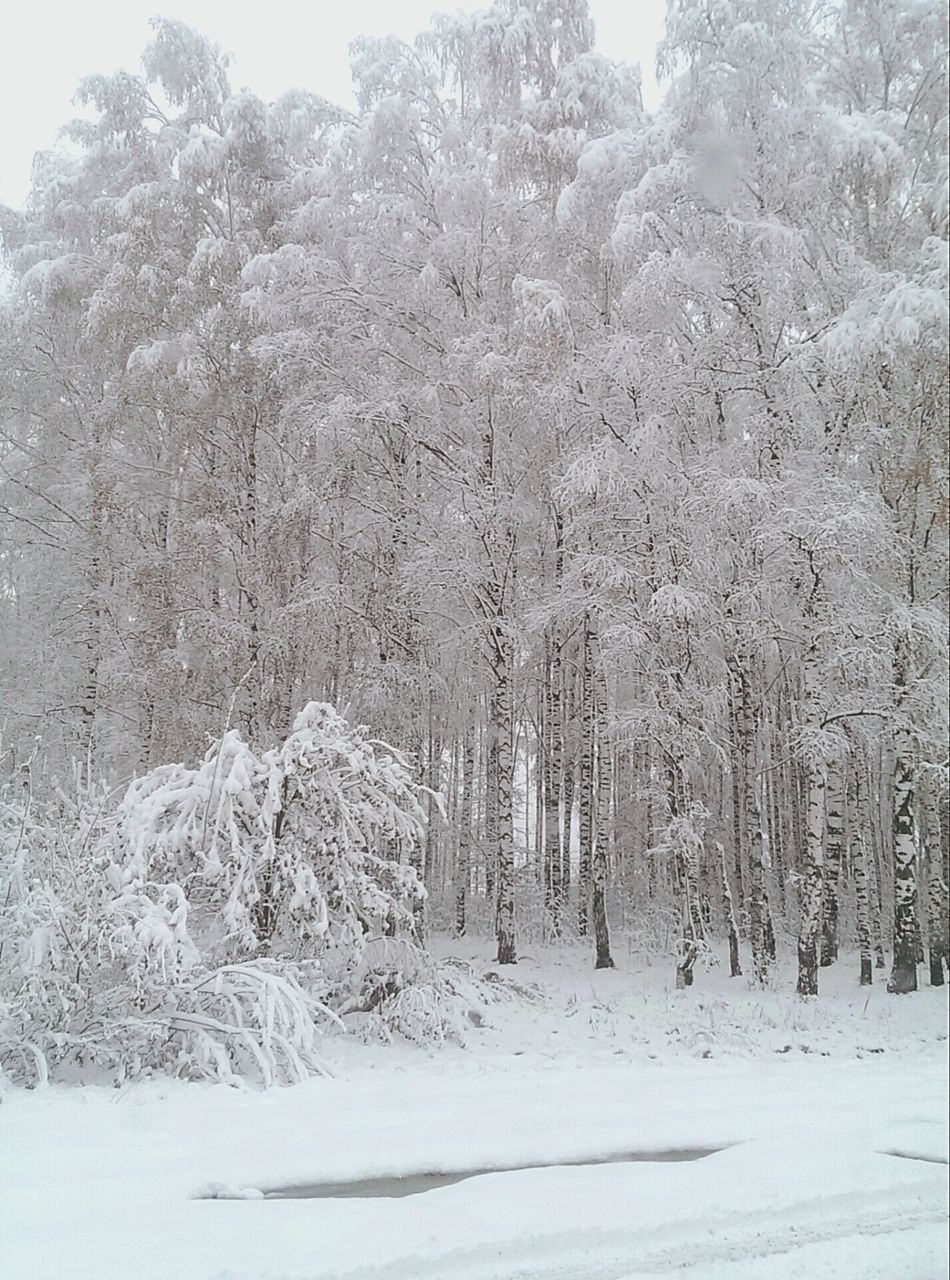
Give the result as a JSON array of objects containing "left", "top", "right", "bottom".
[
  {"left": 338, "top": 945, "right": 544, "bottom": 1047},
  {"left": 339, "top": 937, "right": 464, "bottom": 1045},
  {"left": 111, "top": 701, "right": 427, "bottom": 967},
  {"left": 0, "top": 703, "right": 433, "bottom": 1087}
]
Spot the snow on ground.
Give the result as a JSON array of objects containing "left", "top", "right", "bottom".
[{"left": 2, "top": 940, "right": 947, "bottom": 1280}]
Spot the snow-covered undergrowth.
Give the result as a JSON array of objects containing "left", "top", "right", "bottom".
[
  {"left": 423, "top": 936, "right": 948, "bottom": 1067},
  {"left": 1, "top": 704, "right": 525, "bottom": 1087},
  {"left": 0, "top": 943, "right": 945, "bottom": 1280}
]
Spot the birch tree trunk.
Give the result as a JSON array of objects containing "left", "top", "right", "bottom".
[
  {"left": 490, "top": 618, "right": 517, "bottom": 965},
  {"left": 728, "top": 691, "right": 747, "bottom": 919},
  {"left": 719, "top": 841, "right": 742, "bottom": 977},
  {"left": 455, "top": 729, "right": 474, "bottom": 937},
  {"left": 590, "top": 623, "right": 614, "bottom": 969},
  {"left": 559, "top": 653, "right": 576, "bottom": 912},
  {"left": 736, "top": 650, "right": 770, "bottom": 983},
  {"left": 852, "top": 758, "right": 874, "bottom": 985},
  {"left": 671, "top": 762, "right": 706, "bottom": 989},
  {"left": 577, "top": 617, "right": 594, "bottom": 937},
  {"left": 820, "top": 764, "right": 844, "bottom": 966},
  {"left": 484, "top": 699, "right": 498, "bottom": 904},
  {"left": 864, "top": 778, "right": 887, "bottom": 971},
  {"left": 923, "top": 775, "right": 948, "bottom": 987},
  {"left": 797, "top": 638, "right": 826, "bottom": 997},
  {"left": 79, "top": 431, "right": 107, "bottom": 769},
  {"left": 854, "top": 842, "right": 873, "bottom": 988},
  {"left": 543, "top": 637, "right": 563, "bottom": 936},
  {"left": 887, "top": 738, "right": 919, "bottom": 993}
]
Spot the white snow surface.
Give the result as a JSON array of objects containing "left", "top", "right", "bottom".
[{"left": 2, "top": 941, "right": 947, "bottom": 1280}]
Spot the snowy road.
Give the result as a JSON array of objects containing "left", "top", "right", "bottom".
[{"left": 3, "top": 1053, "right": 947, "bottom": 1280}]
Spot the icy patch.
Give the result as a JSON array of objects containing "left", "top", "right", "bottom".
[{"left": 255, "top": 1146, "right": 725, "bottom": 1199}]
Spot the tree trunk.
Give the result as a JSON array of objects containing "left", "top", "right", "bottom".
[
  {"left": 671, "top": 761, "right": 705, "bottom": 988},
  {"left": 887, "top": 743, "right": 919, "bottom": 994},
  {"left": 923, "top": 775, "right": 948, "bottom": 987},
  {"left": 484, "top": 699, "right": 498, "bottom": 904},
  {"left": 455, "top": 730, "right": 474, "bottom": 937},
  {"left": 854, "top": 836, "right": 873, "bottom": 987},
  {"left": 577, "top": 617, "right": 594, "bottom": 937},
  {"left": 590, "top": 624, "right": 614, "bottom": 969},
  {"left": 766, "top": 717, "right": 787, "bottom": 916},
  {"left": 728, "top": 691, "right": 746, "bottom": 919},
  {"left": 737, "top": 651, "right": 770, "bottom": 983},
  {"left": 490, "top": 620, "right": 517, "bottom": 965},
  {"left": 543, "top": 637, "right": 563, "bottom": 936},
  {"left": 820, "top": 764, "right": 844, "bottom": 966},
  {"left": 852, "top": 759, "right": 873, "bottom": 985},
  {"left": 797, "top": 757, "right": 826, "bottom": 997},
  {"left": 559, "top": 653, "right": 576, "bottom": 911},
  {"left": 719, "top": 841, "right": 742, "bottom": 977}
]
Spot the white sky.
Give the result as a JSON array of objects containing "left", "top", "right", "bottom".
[{"left": 0, "top": 0, "right": 667, "bottom": 209}]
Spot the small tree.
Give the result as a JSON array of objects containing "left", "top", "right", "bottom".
[
  {"left": 113, "top": 702, "right": 427, "bottom": 967},
  {"left": 1, "top": 703, "right": 430, "bottom": 1085}
]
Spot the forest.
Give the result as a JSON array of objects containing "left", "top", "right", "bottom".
[{"left": 0, "top": 0, "right": 947, "bottom": 1094}]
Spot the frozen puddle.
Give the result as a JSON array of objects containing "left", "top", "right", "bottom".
[{"left": 260, "top": 1147, "right": 724, "bottom": 1200}]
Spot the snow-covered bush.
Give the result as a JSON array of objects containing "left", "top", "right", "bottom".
[
  {"left": 0, "top": 704, "right": 434, "bottom": 1087},
  {"left": 338, "top": 944, "right": 544, "bottom": 1047},
  {"left": 111, "top": 702, "right": 427, "bottom": 967}
]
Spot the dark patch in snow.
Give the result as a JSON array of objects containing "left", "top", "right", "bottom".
[
  {"left": 252, "top": 1147, "right": 725, "bottom": 1200},
  {"left": 880, "top": 1150, "right": 949, "bottom": 1165}
]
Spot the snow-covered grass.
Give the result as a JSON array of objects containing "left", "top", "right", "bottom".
[
  {"left": 420, "top": 936, "right": 950, "bottom": 1066},
  {"left": 2, "top": 937, "right": 947, "bottom": 1280}
]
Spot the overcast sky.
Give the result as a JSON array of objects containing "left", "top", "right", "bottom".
[{"left": 0, "top": 0, "right": 667, "bottom": 209}]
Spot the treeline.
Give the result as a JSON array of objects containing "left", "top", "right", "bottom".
[{"left": 0, "top": 2, "right": 947, "bottom": 995}]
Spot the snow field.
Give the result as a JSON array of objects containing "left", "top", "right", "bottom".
[{"left": 2, "top": 942, "right": 946, "bottom": 1280}]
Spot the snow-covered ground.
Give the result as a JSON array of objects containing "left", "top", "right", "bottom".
[{"left": 3, "top": 941, "right": 948, "bottom": 1280}]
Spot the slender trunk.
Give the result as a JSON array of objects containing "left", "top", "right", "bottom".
[
  {"left": 80, "top": 435, "right": 106, "bottom": 769},
  {"left": 797, "top": 760, "right": 826, "bottom": 996},
  {"left": 562, "top": 762, "right": 575, "bottom": 900},
  {"left": 923, "top": 775, "right": 948, "bottom": 987},
  {"left": 590, "top": 625, "right": 613, "bottom": 969},
  {"left": 737, "top": 652, "right": 769, "bottom": 983},
  {"left": 854, "top": 837, "right": 873, "bottom": 988},
  {"left": 645, "top": 743, "right": 656, "bottom": 899},
  {"left": 864, "top": 768, "right": 887, "bottom": 969},
  {"left": 849, "top": 756, "right": 873, "bottom": 985},
  {"left": 577, "top": 619, "right": 594, "bottom": 937},
  {"left": 455, "top": 730, "right": 474, "bottom": 937},
  {"left": 767, "top": 724, "right": 787, "bottom": 915},
  {"left": 820, "top": 765, "right": 844, "bottom": 966},
  {"left": 797, "top": 639, "right": 825, "bottom": 997},
  {"left": 491, "top": 620, "right": 516, "bottom": 965},
  {"left": 485, "top": 697, "right": 498, "bottom": 904},
  {"left": 719, "top": 841, "right": 742, "bottom": 977},
  {"left": 672, "top": 762, "right": 705, "bottom": 988},
  {"left": 559, "top": 654, "right": 575, "bottom": 909},
  {"left": 543, "top": 637, "right": 562, "bottom": 936},
  {"left": 409, "top": 732, "right": 428, "bottom": 946},
  {"left": 729, "top": 691, "right": 746, "bottom": 919},
  {"left": 887, "top": 741, "right": 919, "bottom": 994}
]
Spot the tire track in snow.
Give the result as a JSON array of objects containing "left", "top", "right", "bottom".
[{"left": 335, "top": 1181, "right": 948, "bottom": 1280}]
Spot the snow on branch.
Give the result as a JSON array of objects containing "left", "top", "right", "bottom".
[{"left": 0, "top": 704, "right": 436, "bottom": 1087}]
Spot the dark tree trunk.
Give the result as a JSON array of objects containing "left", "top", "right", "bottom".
[
  {"left": 719, "top": 841, "right": 742, "bottom": 977},
  {"left": 577, "top": 618, "right": 594, "bottom": 937},
  {"left": 455, "top": 730, "right": 474, "bottom": 937},
  {"left": 888, "top": 748, "right": 919, "bottom": 994},
  {"left": 820, "top": 765, "right": 844, "bottom": 966},
  {"left": 590, "top": 623, "right": 614, "bottom": 970},
  {"left": 853, "top": 761, "right": 874, "bottom": 986},
  {"left": 923, "top": 775, "right": 947, "bottom": 987}
]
